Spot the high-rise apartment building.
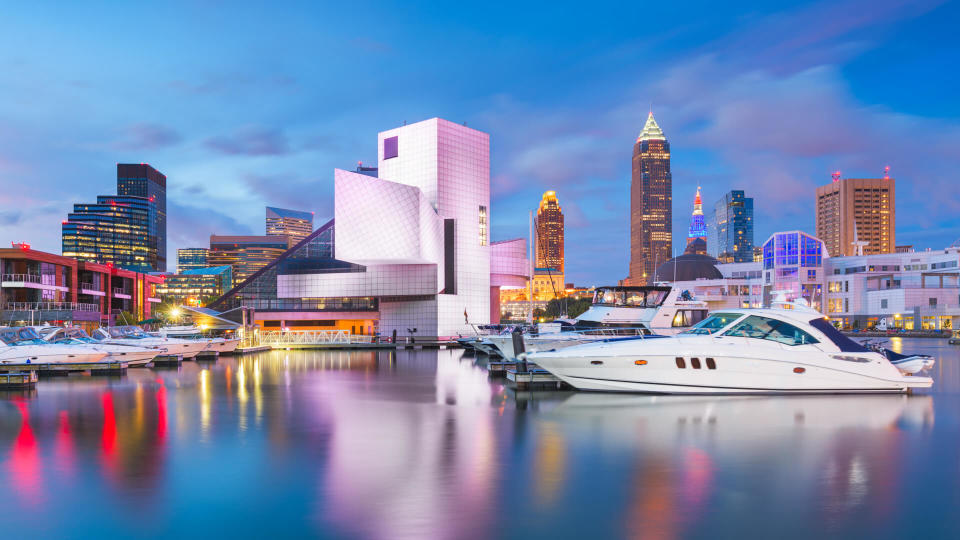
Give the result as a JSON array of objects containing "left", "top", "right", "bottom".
[
  {"left": 177, "top": 248, "right": 209, "bottom": 273},
  {"left": 815, "top": 175, "right": 895, "bottom": 257},
  {"left": 62, "top": 195, "right": 159, "bottom": 272},
  {"left": 533, "top": 190, "right": 565, "bottom": 300},
  {"left": 208, "top": 235, "right": 291, "bottom": 285},
  {"left": 628, "top": 112, "right": 672, "bottom": 285},
  {"left": 708, "top": 190, "right": 754, "bottom": 263},
  {"left": 116, "top": 164, "right": 167, "bottom": 271},
  {"left": 685, "top": 187, "right": 707, "bottom": 255},
  {"left": 265, "top": 207, "right": 314, "bottom": 244}
]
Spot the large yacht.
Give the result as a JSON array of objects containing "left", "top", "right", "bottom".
[
  {"left": 0, "top": 327, "right": 109, "bottom": 365},
  {"left": 93, "top": 325, "right": 208, "bottom": 358},
  {"left": 486, "top": 286, "right": 708, "bottom": 359},
  {"left": 156, "top": 325, "right": 241, "bottom": 354},
  {"left": 38, "top": 326, "right": 160, "bottom": 366},
  {"left": 526, "top": 304, "right": 934, "bottom": 394}
]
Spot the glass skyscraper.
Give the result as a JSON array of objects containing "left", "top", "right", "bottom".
[
  {"left": 176, "top": 247, "right": 209, "bottom": 273},
  {"left": 628, "top": 112, "right": 672, "bottom": 285},
  {"left": 265, "top": 207, "right": 314, "bottom": 245},
  {"left": 116, "top": 164, "right": 167, "bottom": 271},
  {"left": 708, "top": 190, "right": 754, "bottom": 263},
  {"left": 62, "top": 195, "right": 159, "bottom": 272}
]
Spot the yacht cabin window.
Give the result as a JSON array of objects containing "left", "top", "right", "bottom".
[
  {"left": 683, "top": 312, "right": 743, "bottom": 335},
  {"left": 723, "top": 315, "right": 819, "bottom": 346}
]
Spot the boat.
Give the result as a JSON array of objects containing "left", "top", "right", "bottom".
[
  {"left": 0, "top": 327, "right": 109, "bottom": 365},
  {"left": 92, "top": 325, "right": 208, "bottom": 358},
  {"left": 486, "top": 286, "right": 708, "bottom": 359},
  {"left": 36, "top": 326, "right": 161, "bottom": 367},
  {"left": 156, "top": 325, "right": 240, "bottom": 354},
  {"left": 525, "top": 304, "right": 934, "bottom": 394}
]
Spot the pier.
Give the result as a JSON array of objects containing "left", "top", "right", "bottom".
[{"left": 0, "top": 360, "right": 127, "bottom": 376}]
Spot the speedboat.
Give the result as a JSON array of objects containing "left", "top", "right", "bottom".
[
  {"left": 93, "top": 325, "right": 208, "bottom": 358},
  {"left": 0, "top": 327, "right": 109, "bottom": 364},
  {"left": 526, "top": 305, "right": 934, "bottom": 394},
  {"left": 37, "top": 326, "right": 160, "bottom": 367},
  {"left": 156, "top": 325, "right": 240, "bottom": 354},
  {"left": 487, "top": 286, "right": 708, "bottom": 358}
]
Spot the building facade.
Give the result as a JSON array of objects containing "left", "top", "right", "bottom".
[
  {"left": 685, "top": 187, "right": 707, "bottom": 255},
  {"left": 533, "top": 190, "right": 565, "bottom": 300},
  {"left": 155, "top": 265, "right": 233, "bottom": 305},
  {"left": 1, "top": 244, "right": 161, "bottom": 330},
  {"left": 628, "top": 112, "right": 672, "bottom": 285},
  {"left": 815, "top": 175, "right": 895, "bottom": 257},
  {"left": 265, "top": 207, "right": 314, "bottom": 244},
  {"left": 176, "top": 248, "right": 209, "bottom": 273},
  {"left": 116, "top": 164, "right": 167, "bottom": 271},
  {"left": 62, "top": 195, "right": 160, "bottom": 272},
  {"left": 208, "top": 235, "right": 291, "bottom": 284},
  {"left": 708, "top": 190, "right": 754, "bottom": 263}
]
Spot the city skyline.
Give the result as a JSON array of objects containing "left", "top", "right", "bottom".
[{"left": 2, "top": 1, "right": 959, "bottom": 285}]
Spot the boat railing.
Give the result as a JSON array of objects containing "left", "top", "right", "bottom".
[
  {"left": 2, "top": 273, "right": 42, "bottom": 284},
  {"left": 3, "top": 301, "right": 100, "bottom": 312}
]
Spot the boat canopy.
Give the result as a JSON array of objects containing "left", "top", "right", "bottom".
[{"left": 592, "top": 286, "right": 672, "bottom": 308}]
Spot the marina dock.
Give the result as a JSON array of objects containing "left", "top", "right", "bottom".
[{"left": 0, "top": 360, "right": 127, "bottom": 376}]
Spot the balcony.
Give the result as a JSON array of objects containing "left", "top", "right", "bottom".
[
  {"left": 3, "top": 301, "right": 100, "bottom": 312},
  {"left": 0, "top": 301, "right": 102, "bottom": 324},
  {"left": 2, "top": 273, "right": 41, "bottom": 284},
  {"left": 112, "top": 288, "right": 132, "bottom": 299}
]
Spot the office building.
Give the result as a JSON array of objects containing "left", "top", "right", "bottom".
[
  {"left": 177, "top": 248, "right": 209, "bottom": 273},
  {"left": 708, "top": 190, "right": 754, "bottom": 263},
  {"left": 62, "top": 195, "right": 159, "bottom": 272},
  {"left": 685, "top": 187, "right": 707, "bottom": 255},
  {"left": 208, "top": 235, "right": 291, "bottom": 284},
  {"left": 213, "top": 117, "right": 500, "bottom": 338},
  {"left": 815, "top": 174, "right": 895, "bottom": 257},
  {"left": 155, "top": 265, "right": 233, "bottom": 305},
  {"left": 628, "top": 112, "right": 672, "bottom": 285},
  {"left": 266, "top": 206, "right": 314, "bottom": 244},
  {"left": 116, "top": 164, "right": 167, "bottom": 271},
  {"left": 1, "top": 243, "right": 162, "bottom": 330},
  {"left": 533, "top": 190, "right": 565, "bottom": 300}
]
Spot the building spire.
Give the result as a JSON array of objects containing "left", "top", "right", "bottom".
[
  {"left": 693, "top": 186, "right": 702, "bottom": 215},
  {"left": 637, "top": 111, "right": 666, "bottom": 142}
]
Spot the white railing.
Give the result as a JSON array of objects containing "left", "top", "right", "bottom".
[
  {"left": 113, "top": 288, "right": 130, "bottom": 296},
  {"left": 80, "top": 282, "right": 96, "bottom": 290},
  {"left": 3, "top": 301, "right": 100, "bottom": 312},
  {"left": 258, "top": 330, "right": 375, "bottom": 346},
  {"left": 2, "top": 273, "right": 42, "bottom": 283}
]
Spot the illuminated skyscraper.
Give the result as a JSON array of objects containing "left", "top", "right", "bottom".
[
  {"left": 685, "top": 187, "right": 707, "bottom": 255},
  {"left": 176, "top": 247, "right": 209, "bottom": 273},
  {"left": 116, "top": 164, "right": 167, "bottom": 271},
  {"left": 208, "top": 235, "right": 291, "bottom": 284},
  {"left": 628, "top": 112, "right": 672, "bottom": 285},
  {"left": 815, "top": 174, "right": 895, "bottom": 257},
  {"left": 265, "top": 207, "right": 314, "bottom": 244},
  {"left": 708, "top": 190, "right": 754, "bottom": 263},
  {"left": 62, "top": 195, "right": 159, "bottom": 272},
  {"left": 533, "top": 190, "right": 565, "bottom": 300}
]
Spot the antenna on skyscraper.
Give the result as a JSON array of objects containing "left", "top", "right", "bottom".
[
  {"left": 832, "top": 171, "right": 841, "bottom": 183},
  {"left": 883, "top": 165, "right": 890, "bottom": 180}
]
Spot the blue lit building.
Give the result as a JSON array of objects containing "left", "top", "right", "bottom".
[
  {"left": 177, "top": 248, "right": 209, "bottom": 273},
  {"left": 761, "top": 231, "right": 824, "bottom": 310},
  {"left": 117, "top": 164, "right": 167, "bottom": 271},
  {"left": 708, "top": 190, "right": 754, "bottom": 263},
  {"left": 685, "top": 187, "right": 707, "bottom": 255}
]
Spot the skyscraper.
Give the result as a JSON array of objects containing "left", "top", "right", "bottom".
[
  {"left": 685, "top": 187, "right": 707, "bottom": 255},
  {"left": 628, "top": 112, "right": 672, "bottom": 285},
  {"left": 62, "top": 195, "right": 159, "bottom": 272},
  {"left": 208, "top": 235, "right": 291, "bottom": 284},
  {"left": 533, "top": 190, "right": 565, "bottom": 300},
  {"left": 176, "top": 247, "right": 209, "bottom": 273},
  {"left": 709, "top": 190, "right": 754, "bottom": 263},
  {"left": 265, "top": 207, "right": 314, "bottom": 245},
  {"left": 116, "top": 164, "right": 167, "bottom": 271},
  {"left": 815, "top": 174, "right": 895, "bottom": 257}
]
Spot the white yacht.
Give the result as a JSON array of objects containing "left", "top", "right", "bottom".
[
  {"left": 93, "top": 325, "right": 208, "bottom": 358},
  {"left": 37, "top": 326, "right": 160, "bottom": 367},
  {"left": 526, "top": 305, "right": 934, "bottom": 394},
  {"left": 0, "top": 327, "right": 109, "bottom": 365},
  {"left": 157, "top": 325, "right": 240, "bottom": 354},
  {"left": 486, "top": 286, "right": 708, "bottom": 359}
]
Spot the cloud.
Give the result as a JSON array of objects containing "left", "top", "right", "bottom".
[
  {"left": 205, "top": 126, "right": 290, "bottom": 156},
  {"left": 242, "top": 172, "right": 332, "bottom": 217},
  {"left": 167, "top": 201, "right": 255, "bottom": 247},
  {"left": 0, "top": 209, "right": 22, "bottom": 225},
  {"left": 116, "top": 123, "right": 182, "bottom": 150}
]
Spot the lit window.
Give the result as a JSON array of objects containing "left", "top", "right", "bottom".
[{"left": 479, "top": 206, "right": 488, "bottom": 246}]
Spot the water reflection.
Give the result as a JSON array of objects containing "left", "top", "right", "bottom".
[{"left": 0, "top": 341, "right": 955, "bottom": 538}]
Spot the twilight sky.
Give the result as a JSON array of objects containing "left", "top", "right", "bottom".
[{"left": 1, "top": 0, "right": 958, "bottom": 284}]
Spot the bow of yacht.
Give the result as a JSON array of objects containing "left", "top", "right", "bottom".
[
  {"left": 0, "top": 327, "right": 109, "bottom": 364},
  {"left": 526, "top": 306, "right": 933, "bottom": 395},
  {"left": 37, "top": 326, "right": 160, "bottom": 366}
]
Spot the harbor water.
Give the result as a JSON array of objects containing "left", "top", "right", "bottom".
[{"left": 1, "top": 338, "right": 958, "bottom": 538}]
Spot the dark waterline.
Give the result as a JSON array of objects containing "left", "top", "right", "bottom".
[{"left": 1, "top": 339, "right": 959, "bottom": 539}]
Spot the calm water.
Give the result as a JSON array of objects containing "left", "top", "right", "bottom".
[{"left": 1, "top": 339, "right": 959, "bottom": 539}]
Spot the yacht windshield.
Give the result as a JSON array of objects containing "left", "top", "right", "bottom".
[
  {"left": 724, "top": 315, "right": 820, "bottom": 346},
  {"left": 0, "top": 327, "right": 46, "bottom": 345},
  {"left": 592, "top": 287, "right": 671, "bottom": 308},
  {"left": 683, "top": 312, "right": 743, "bottom": 335}
]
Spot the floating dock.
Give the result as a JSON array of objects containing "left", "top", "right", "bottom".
[
  {"left": 505, "top": 367, "right": 570, "bottom": 390},
  {"left": 152, "top": 354, "right": 183, "bottom": 367},
  {"left": 0, "top": 371, "right": 38, "bottom": 389},
  {"left": 0, "top": 361, "right": 127, "bottom": 376}
]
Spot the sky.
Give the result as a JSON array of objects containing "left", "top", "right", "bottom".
[{"left": 1, "top": 0, "right": 959, "bottom": 285}]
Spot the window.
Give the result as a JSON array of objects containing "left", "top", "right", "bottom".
[
  {"left": 930, "top": 298, "right": 938, "bottom": 306},
  {"left": 706, "top": 357, "right": 716, "bottom": 370},
  {"left": 383, "top": 136, "right": 398, "bottom": 159},
  {"left": 881, "top": 299, "right": 888, "bottom": 309},
  {"left": 683, "top": 312, "right": 742, "bottom": 335},
  {"left": 690, "top": 357, "right": 701, "bottom": 369},
  {"left": 671, "top": 309, "right": 708, "bottom": 327},
  {"left": 807, "top": 269, "right": 816, "bottom": 280},
  {"left": 478, "top": 206, "right": 488, "bottom": 246},
  {"left": 828, "top": 281, "right": 842, "bottom": 293},
  {"left": 723, "top": 315, "right": 819, "bottom": 346},
  {"left": 675, "top": 357, "right": 685, "bottom": 368}
]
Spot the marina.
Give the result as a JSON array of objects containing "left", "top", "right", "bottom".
[{"left": 0, "top": 338, "right": 957, "bottom": 537}]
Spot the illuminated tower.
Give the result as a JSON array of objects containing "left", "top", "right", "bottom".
[
  {"left": 685, "top": 187, "right": 707, "bottom": 255},
  {"left": 533, "top": 191, "right": 565, "bottom": 300},
  {"left": 628, "top": 112, "right": 672, "bottom": 285}
]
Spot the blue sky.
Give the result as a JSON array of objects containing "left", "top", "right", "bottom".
[{"left": 1, "top": 0, "right": 958, "bottom": 284}]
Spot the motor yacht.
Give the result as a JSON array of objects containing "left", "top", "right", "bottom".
[
  {"left": 487, "top": 286, "right": 708, "bottom": 359},
  {"left": 526, "top": 304, "right": 934, "bottom": 394},
  {"left": 37, "top": 326, "right": 160, "bottom": 367},
  {"left": 0, "top": 327, "right": 109, "bottom": 365},
  {"left": 156, "top": 325, "right": 240, "bottom": 354},
  {"left": 93, "top": 325, "right": 208, "bottom": 358}
]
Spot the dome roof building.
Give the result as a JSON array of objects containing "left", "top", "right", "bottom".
[{"left": 653, "top": 252, "right": 722, "bottom": 283}]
